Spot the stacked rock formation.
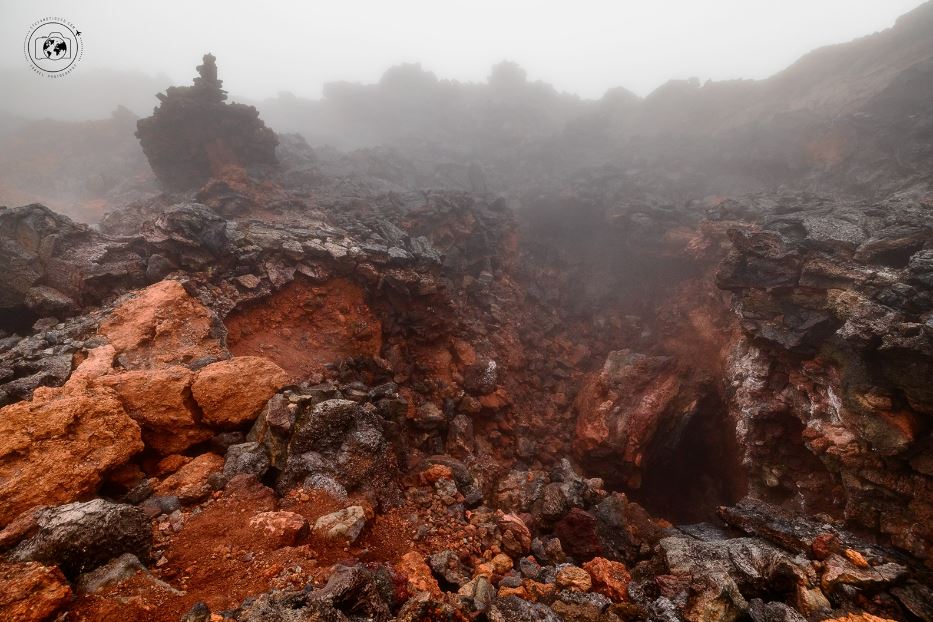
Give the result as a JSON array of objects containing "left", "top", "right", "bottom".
[{"left": 135, "top": 54, "right": 278, "bottom": 191}]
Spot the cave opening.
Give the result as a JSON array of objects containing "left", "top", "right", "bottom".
[
  {"left": 0, "top": 306, "right": 41, "bottom": 337},
  {"left": 633, "top": 393, "right": 747, "bottom": 524}
]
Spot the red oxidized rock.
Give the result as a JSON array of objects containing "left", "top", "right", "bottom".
[
  {"left": 0, "top": 561, "right": 72, "bottom": 622},
  {"left": 0, "top": 347, "right": 143, "bottom": 527},
  {"left": 191, "top": 357, "right": 289, "bottom": 428}
]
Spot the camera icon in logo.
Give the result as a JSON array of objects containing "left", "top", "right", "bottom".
[{"left": 34, "top": 32, "right": 72, "bottom": 60}]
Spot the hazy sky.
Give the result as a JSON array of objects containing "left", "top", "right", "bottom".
[{"left": 1, "top": 0, "right": 926, "bottom": 100}]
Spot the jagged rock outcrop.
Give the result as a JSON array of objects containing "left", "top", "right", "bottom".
[
  {"left": 136, "top": 54, "right": 278, "bottom": 192},
  {"left": 715, "top": 193, "right": 933, "bottom": 563},
  {"left": 0, "top": 203, "right": 147, "bottom": 318}
]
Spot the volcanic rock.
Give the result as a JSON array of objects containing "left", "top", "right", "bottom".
[
  {"left": 0, "top": 561, "right": 71, "bottom": 622},
  {"left": 11, "top": 499, "right": 151, "bottom": 578},
  {"left": 556, "top": 565, "right": 592, "bottom": 592},
  {"left": 313, "top": 506, "right": 367, "bottom": 543},
  {"left": 488, "top": 596, "right": 561, "bottom": 622},
  {"left": 99, "top": 279, "right": 225, "bottom": 369},
  {"left": 582, "top": 557, "right": 631, "bottom": 602},
  {"left": 0, "top": 204, "right": 146, "bottom": 316},
  {"left": 154, "top": 452, "right": 224, "bottom": 502},
  {"left": 248, "top": 511, "right": 308, "bottom": 548},
  {"left": 98, "top": 365, "right": 210, "bottom": 454},
  {"left": 191, "top": 357, "right": 288, "bottom": 428},
  {"left": 0, "top": 347, "right": 143, "bottom": 526},
  {"left": 398, "top": 551, "right": 442, "bottom": 597},
  {"left": 136, "top": 54, "right": 277, "bottom": 192}
]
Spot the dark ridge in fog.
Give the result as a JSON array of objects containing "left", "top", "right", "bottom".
[{"left": 1, "top": 1, "right": 932, "bottom": 219}]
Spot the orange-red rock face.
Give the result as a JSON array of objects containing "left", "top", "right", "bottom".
[
  {"left": 0, "top": 561, "right": 72, "bottom": 622},
  {"left": 0, "top": 348, "right": 143, "bottom": 527},
  {"left": 573, "top": 350, "right": 685, "bottom": 488},
  {"left": 99, "top": 279, "right": 224, "bottom": 369},
  {"left": 153, "top": 453, "right": 224, "bottom": 502},
  {"left": 98, "top": 365, "right": 210, "bottom": 455}
]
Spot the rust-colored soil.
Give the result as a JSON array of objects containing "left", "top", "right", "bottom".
[
  {"left": 68, "top": 481, "right": 419, "bottom": 622},
  {"left": 226, "top": 278, "right": 382, "bottom": 380}
]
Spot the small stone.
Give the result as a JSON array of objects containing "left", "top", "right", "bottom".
[
  {"left": 312, "top": 506, "right": 367, "bottom": 543},
  {"left": 844, "top": 548, "right": 869, "bottom": 569},
  {"left": 397, "top": 551, "right": 442, "bottom": 596},
  {"left": 582, "top": 557, "right": 631, "bottom": 601},
  {"left": 235, "top": 274, "right": 262, "bottom": 289},
  {"left": 180, "top": 601, "right": 211, "bottom": 622},
  {"left": 555, "top": 565, "right": 592, "bottom": 592}
]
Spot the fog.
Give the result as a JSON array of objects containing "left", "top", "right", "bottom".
[{"left": 0, "top": 0, "right": 924, "bottom": 121}]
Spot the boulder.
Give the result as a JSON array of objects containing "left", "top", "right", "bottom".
[
  {"left": 99, "top": 279, "right": 224, "bottom": 369},
  {"left": 154, "top": 453, "right": 224, "bottom": 502},
  {"left": 12, "top": 499, "right": 151, "bottom": 578},
  {"left": 223, "top": 441, "right": 270, "bottom": 480},
  {"left": 98, "top": 365, "right": 211, "bottom": 454},
  {"left": 0, "top": 347, "right": 143, "bottom": 526},
  {"left": 191, "top": 357, "right": 288, "bottom": 427}
]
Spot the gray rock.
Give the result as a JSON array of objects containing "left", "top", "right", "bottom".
[
  {"left": 180, "top": 601, "right": 211, "bottom": 622},
  {"left": 313, "top": 506, "right": 367, "bottom": 543},
  {"left": 748, "top": 599, "right": 806, "bottom": 622},
  {"left": 140, "top": 495, "right": 181, "bottom": 518},
  {"left": 488, "top": 596, "right": 561, "bottom": 622},
  {"left": 458, "top": 575, "right": 495, "bottom": 612},
  {"left": 223, "top": 441, "right": 270, "bottom": 480},
  {"left": 464, "top": 359, "right": 498, "bottom": 395},
  {"left": 76, "top": 553, "right": 181, "bottom": 595},
  {"left": 428, "top": 550, "right": 470, "bottom": 587},
  {"left": 13, "top": 499, "right": 152, "bottom": 577}
]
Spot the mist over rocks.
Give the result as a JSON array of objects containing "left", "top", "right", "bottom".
[{"left": 1, "top": 4, "right": 933, "bottom": 621}]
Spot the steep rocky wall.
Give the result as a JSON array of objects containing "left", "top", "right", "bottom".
[{"left": 715, "top": 194, "right": 933, "bottom": 563}]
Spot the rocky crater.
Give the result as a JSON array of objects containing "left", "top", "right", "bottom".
[{"left": 1, "top": 8, "right": 933, "bottom": 622}]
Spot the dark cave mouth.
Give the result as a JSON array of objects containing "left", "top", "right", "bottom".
[
  {"left": 0, "top": 306, "right": 42, "bottom": 337},
  {"left": 627, "top": 395, "right": 747, "bottom": 524}
]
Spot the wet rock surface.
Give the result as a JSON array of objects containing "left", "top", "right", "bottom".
[{"left": 11, "top": 499, "right": 151, "bottom": 578}]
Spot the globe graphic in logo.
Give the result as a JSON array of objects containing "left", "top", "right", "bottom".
[{"left": 42, "top": 35, "right": 68, "bottom": 59}]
